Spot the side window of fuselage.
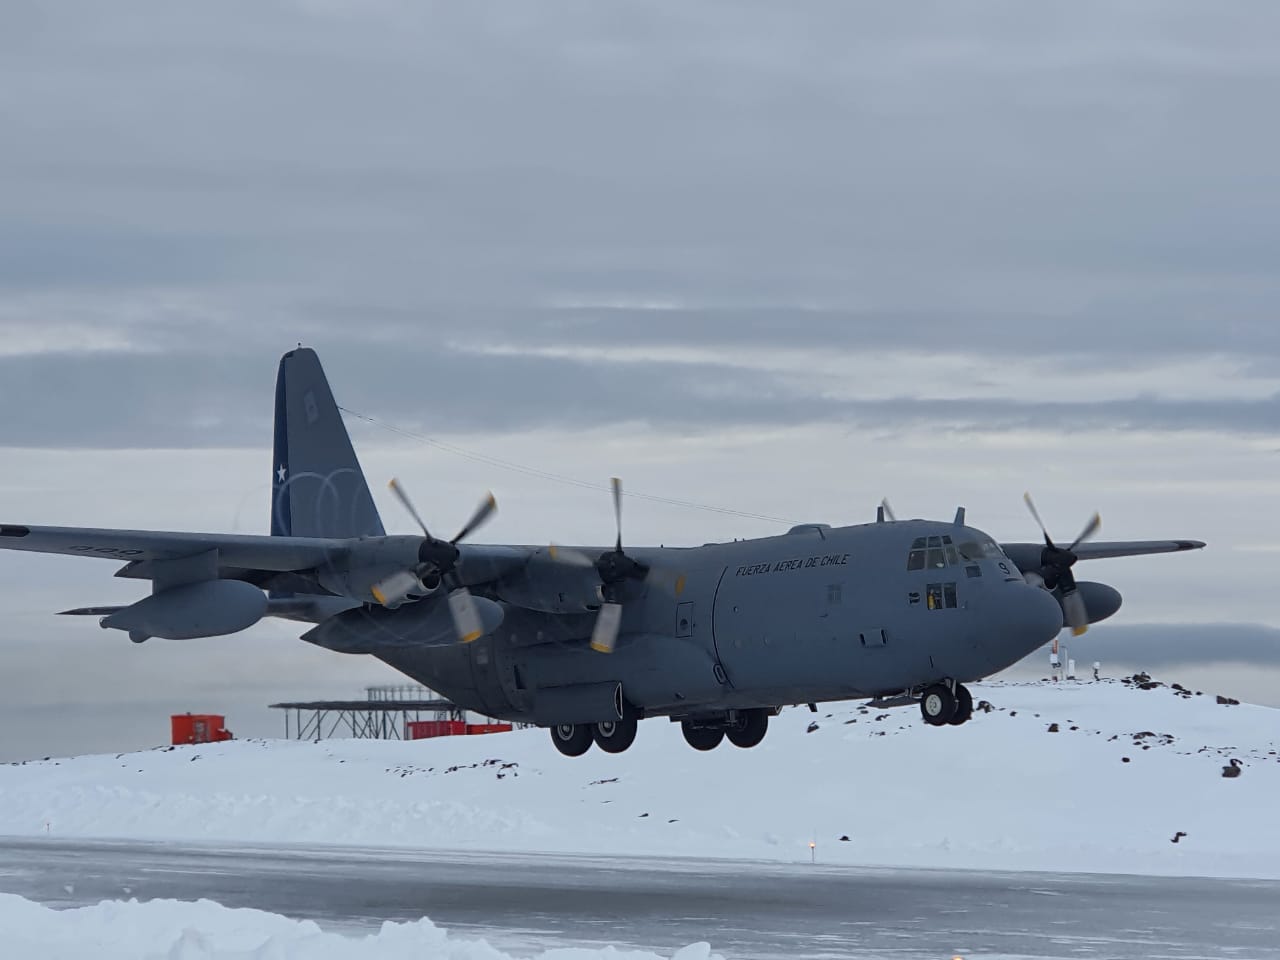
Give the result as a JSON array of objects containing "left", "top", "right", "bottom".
[{"left": 925, "top": 581, "right": 959, "bottom": 610}]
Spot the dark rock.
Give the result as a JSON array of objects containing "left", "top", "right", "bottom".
[
  {"left": 839, "top": 835, "right": 850, "bottom": 842},
  {"left": 1047, "top": 723, "right": 1060, "bottom": 733},
  {"left": 1121, "top": 757, "right": 1131, "bottom": 763},
  {"left": 977, "top": 700, "right": 994, "bottom": 713},
  {"left": 1171, "top": 831, "right": 1188, "bottom": 844},
  {"left": 639, "top": 813, "right": 649, "bottom": 818},
  {"left": 806, "top": 721, "right": 819, "bottom": 733},
  {"left": 1216, "top": 695, "right": 1240, "bottom": 706}
]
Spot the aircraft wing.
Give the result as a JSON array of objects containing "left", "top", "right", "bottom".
[
  {"left": 1, "top": 523, "right": 532, "bottom": 588},
  {"left": 1000, "top": 539, "right": 1205, "bottom": 573},
  {"left": 0, "top": 523, "right": 347, "bottom": 571}
]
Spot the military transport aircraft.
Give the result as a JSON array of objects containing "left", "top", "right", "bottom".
[{"left": 0, "top": 348, "right": 1204, "bottom": 756}]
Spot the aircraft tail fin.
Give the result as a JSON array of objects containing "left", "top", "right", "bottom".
[{"left": 271, "top": 347, "right": 385, "bottom": 542}]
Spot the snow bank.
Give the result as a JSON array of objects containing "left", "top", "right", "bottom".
[
  {"left": 0, "top": 893, "right": 720, "bottom": 960},
  {"left": 2, "top": 678, "right": 1278, "bottom": 878}
]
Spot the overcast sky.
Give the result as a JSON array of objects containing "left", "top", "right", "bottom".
[{"left": 3, "top": 1, "right": 1279, "bottom": 761}]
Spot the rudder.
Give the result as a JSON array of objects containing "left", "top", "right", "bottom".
[{"left": 271, "top": 348, "right": 385, "bottom": 540}]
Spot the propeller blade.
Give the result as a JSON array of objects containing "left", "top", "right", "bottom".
[
  {"left": 446, "top": 586, "right": 486, "bottom": 643},
  {"left": 611, "top": 477, "right": 623, "bottom": 552},
  {"left": 880, "top": 498, "right": 897, "bottom": 522},
  {"left": 1062, "top": 588, "right": 1089, "bottom": 637},
  {"left": 388, "top": 478, "right": 432, "bottom": 539},
  {"left": 547, "top": 543, "right": 597, "bottom": 568},
  {"left": 644, "top": 566, "right": 687, "bottom": 596},
  {"left": 589, "top": 601, "right": 624, "bottom": 653},
  {"left": 370, "top": 569, "right": 422, "bottom": 608},
  {"left": 1068, "top": 512, "right": 1102, "bottom": 552},
  {"left": 451, "top": 491, "right": 497, "bottom": 545},
  {"left": 1023, "top": 492, "right": 1054, "bottom": 547}
]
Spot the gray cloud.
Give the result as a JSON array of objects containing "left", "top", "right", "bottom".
[{"left": 3, "top": 339, "right": 1280, "bottom": 448}]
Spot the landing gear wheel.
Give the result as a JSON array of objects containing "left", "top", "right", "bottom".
[
  {"left": 681, "top": 721, "right": 724, "bottom": 751},
  {"left": 550, "top": 723, "right": 593, "bottom": 757},
  {"left": 726, "top": 709, "right": 769, "bottom": 748},
  {"left": 948, "top": 684, "right": 973, "bottom": 726},
  {"left": 920, "top": 684, "right": 957, "bottom": 726},
  {"left": 593, "top": 717, "right": 638, "bottom": 753}
]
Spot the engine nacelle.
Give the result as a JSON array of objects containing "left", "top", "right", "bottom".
[
  {"left": 1071, "top": 580, "right": 1122, "bottom": 626},
  {"left": 313, "top": 536, "right": 429, "bottom": 603},
  {"left": 302, "top": 593, "right": 505, "bottom": 654},
  {"left": 1024, "top": 575, "right": 1122, "bottom": 627},
  {"left": 101, "top": 580, "right": 268, "bottom": 640},
  {"left": 495, "top": 548, "right": 602, "bottom": 613}
]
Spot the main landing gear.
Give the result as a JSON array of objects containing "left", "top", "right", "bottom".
[
  {"left": 549, "top": 714, "right": 640, "bottom": 756},
  {"left": 919, "top": 681, "right": 973, "bottom": 726},
  {"left": 680, "top": 708, "right": 770, "bottom": 751},
  {"left": 549, "top": 707, "right": 773, "bottom": 756}
]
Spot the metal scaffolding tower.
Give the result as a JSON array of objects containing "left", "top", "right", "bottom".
[{"left": 269, "top": 684, "right": 463, "bottom": 740}]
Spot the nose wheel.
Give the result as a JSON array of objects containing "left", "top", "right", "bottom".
[{"left": 920, "top": 682, "right": 974, "bottom": 726}]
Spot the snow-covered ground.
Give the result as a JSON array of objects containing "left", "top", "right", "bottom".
[
  {"left": 0, "top": 893, "right": 719, "bottom": 960},
  {"left": 2, "top": 677, "right": 1278, "bottom": 879}
]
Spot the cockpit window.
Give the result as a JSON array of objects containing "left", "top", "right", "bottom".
[
  {"left": 909, "top": 534, "right": 1004, "bottom": 571},
  {"left": 957, "top": 539, "right": 1004, "bottom": 561}
]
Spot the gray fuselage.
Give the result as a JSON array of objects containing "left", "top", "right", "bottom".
[{"left": 373, "top": 519, "right": 1063, "bottom": 723}]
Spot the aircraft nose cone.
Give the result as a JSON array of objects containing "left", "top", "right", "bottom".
[{"left": 1018, "top": 583, "right": 1066, "bottom": 645}]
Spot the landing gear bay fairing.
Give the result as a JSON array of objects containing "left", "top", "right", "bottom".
[{"left": 0, "top": 349, "right": 1205, "bottom": 755}]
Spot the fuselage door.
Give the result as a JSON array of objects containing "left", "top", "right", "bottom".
[{"left": 675, "top": 601, "right": 694, "bottom": 639}]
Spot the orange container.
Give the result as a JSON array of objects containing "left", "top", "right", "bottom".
[
  {"left": 171, "top": 714, "right": 233, "bottom": 745},
  {"left": 406, "top": 720, "right": 467, "bottom": 739}
]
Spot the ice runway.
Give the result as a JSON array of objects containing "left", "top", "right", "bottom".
[{"left": 1, "top": 838, "right": 1277, "bottom": 958}]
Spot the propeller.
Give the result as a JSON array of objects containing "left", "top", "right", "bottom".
[
  {"left": 880, "top": 499, "right": 897, "bottom": 522},
  {"left": 373, "top": 479, "right": 498, "bottom": 643},
  {"left": 1022, "top": 492, "right": 1101, "bottom": 636},
  {"left": 589, "top": 477, "right": 649, "bottom": 653}
]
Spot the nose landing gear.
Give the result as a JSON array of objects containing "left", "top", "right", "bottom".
[{"left": 920, "top": 681, "right": 974, "bottom": 726}]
